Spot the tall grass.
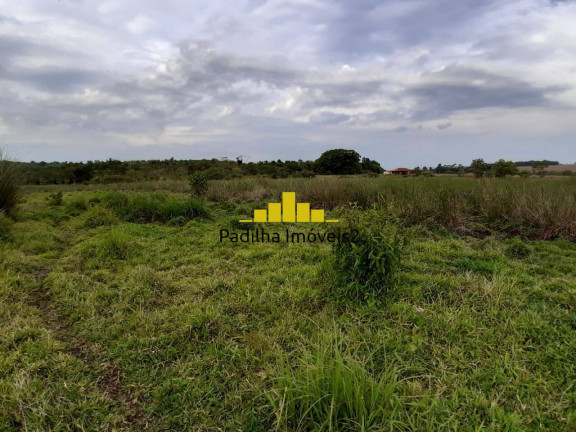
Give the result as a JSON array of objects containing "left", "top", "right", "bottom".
[
  {"left": 102, "top": 192, "right": 209, "bottom": 223},
  {"left": 0, "top": 150, "right": 19, "bottom": 214},
  {"left": 21, "top": 176, "right": 576, "bottom": 240},
  {"left": 208, "top": 177, "right": 576, "bottom": 240},
  {"left": 269, "top": 335, "right": 449, "bottom": 431}
]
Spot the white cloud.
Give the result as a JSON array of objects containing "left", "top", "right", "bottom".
[
  {"left": 0, "top": 0, "right": 575, "bottom": 164},
  {"left": 126, "top": 14, "right": 153, "bottom": 34}
]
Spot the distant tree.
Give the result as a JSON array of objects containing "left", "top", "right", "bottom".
[
  {"left": 492, "top": 159, "right": 519, "bottom": 178},
  {"left": 315, "top": 149, "right": 362, "bottom": 175},
  {"left": 531, "top": 161, "right": 548, "bottom": 177},
  {"left": 72, "top": 163, "right": 95, "bottom": 183},
  {"left": 360, "top": 157, "right": 384, "bottom": 174},
  {"left": 411, "top": 167, "right": 422, "bottom": 176},
  {"left": 470, "top": 158, "right": 487, "bottom": 178}
]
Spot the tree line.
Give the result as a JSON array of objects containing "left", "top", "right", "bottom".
[
  {"left": 11, "top": 149, "right": 563, "bottom": 185},
  {"left": 15, "top": 149, "right": 384, "bottom": 185}
]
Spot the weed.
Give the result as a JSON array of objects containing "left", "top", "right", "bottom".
[
  {"left": 269, "top": 334, "right": 442, "bottom": 432},
  {"left": 331, "top": 208, "right": 408, "bottom": 302}
]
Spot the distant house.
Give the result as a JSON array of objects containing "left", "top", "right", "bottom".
[{"left": 390, "top": 168, "right": 410, "bottom": 176}]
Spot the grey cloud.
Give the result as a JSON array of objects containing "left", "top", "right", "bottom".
[
  {"left": 1, "top": 67, "right": 104, "bottom": 92},
  {"left": 437, "top": 122, "right": 452, "bottom": 130},
  {"left": 302, "top": 80, "right": 386, "bottom": 108},
  {"left": 322, "top": 0, "right": 494, "bottom": 60},
  {"left": 407, "top": 66, "right": 567, "bottom": 119},
  {"left": 309, "top": 111, "right": 351, "bottom": 125}
]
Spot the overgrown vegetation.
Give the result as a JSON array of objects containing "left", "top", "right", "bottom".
[
  {"left": 0, "top": 150, "right": 19, "bottom": 214},
  {"left": 188, "top": 171, "right": 209, "bottom": 197},
  {"left": 1, "top": 177, "right": 575, "bottom": 431},
  {"left": 331, "top": 208, "right": 408, "bottom": 302},
  {"left": 102, "top": 192, "right": 209, "bottom": 223},
  {"left": 270, "top": 335, "right": 432, "bottom": 431}
]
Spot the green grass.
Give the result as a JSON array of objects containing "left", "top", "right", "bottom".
[{"left": 1, "top": 184, "right": 575, "bottom": 431}]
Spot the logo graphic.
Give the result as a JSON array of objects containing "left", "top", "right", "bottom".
[{"left": 240, "top": 192, "right": 338, "bottom": 223}]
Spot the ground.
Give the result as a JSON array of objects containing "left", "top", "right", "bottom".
[{"left": 1, "top": 187, "right": 575, "bottom": 431}]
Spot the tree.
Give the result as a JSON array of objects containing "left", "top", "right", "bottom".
[
  {"left": 470, "top": 158, "right": 487, "bottom": 178},
  {"left": 71, "top": 163, "right": 95, "bottom": 183},
  {"left": 532, "top": 161, "right": 548, "bottom": 177},
  {"left": 492, "top": 159, "right": 519, "bottom": 178},
  {"left": 411, "top": 167, "right": 422, "bottom": 176},
  {"left": 314, "top": 149, "right": 362, "bottom": 175},
  {"left": 360, "top": 157, "right": 384, "bottom": 174}
]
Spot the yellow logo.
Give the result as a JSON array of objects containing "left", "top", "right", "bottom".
[{"left": 240, "top": 192, "right": 338, "bottom": 223}]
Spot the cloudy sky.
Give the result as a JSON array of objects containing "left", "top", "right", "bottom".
[{"left": 1, "top": 0, "right": 575, "bottom": 167}]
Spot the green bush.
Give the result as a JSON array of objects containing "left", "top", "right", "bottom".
[
  {"left": 189, "top": 171, "right": 209, "bottom": 197},
  {"left": 331, "top": 208, "right": 407, "bottom": 301},
  {"left": 0, "top": 151, "right": 19, "bottom": 214}
]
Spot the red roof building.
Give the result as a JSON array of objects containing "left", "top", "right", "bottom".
[{"left": 390, "top": 168, "right": 410, "bottom": 176}]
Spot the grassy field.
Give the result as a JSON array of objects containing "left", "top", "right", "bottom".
[{"left": 1, "top": 177, "right": 575, "bottom": 431}]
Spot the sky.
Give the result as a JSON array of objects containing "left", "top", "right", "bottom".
[{"left": 0, "top": 0, "right": 575, "bottom": 168}]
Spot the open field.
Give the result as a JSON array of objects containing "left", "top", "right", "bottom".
[{"left": 1, "top": 177, "right": 576, "bottom": 431}]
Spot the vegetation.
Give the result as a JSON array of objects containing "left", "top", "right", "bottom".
[
  {"left": 470, "top": 158, "right": 487, "bottom": 178},
  {"left": 12, "top": 153, "right": 571, "bottom": 186},
  {"left": 492, "top": 159, "right": 519, "bottom": 178},
  {"left": 1, "top": 175, "right": 575, "bottom": 431},
  {"left": 188, "top": 171, "right": 209, "bottom": 197},
  {"left": 330, "top": 208, "right": 408, "bottom": 302},
  {"left": 0, "top": 150, "right": 19, "bottom": 214}
]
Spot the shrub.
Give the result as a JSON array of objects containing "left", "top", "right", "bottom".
[
  {"left": 0, "top": 150, "right": 19, "bottom": 214},
  {"left": 189, "top": 171, "right": 209, "bottom": 197},
  {"left": 46, "top": 191, "right": 63, "bottom": 206},
  {"left": 330, "top": 208, "right": 408, "bottom": 301}
]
